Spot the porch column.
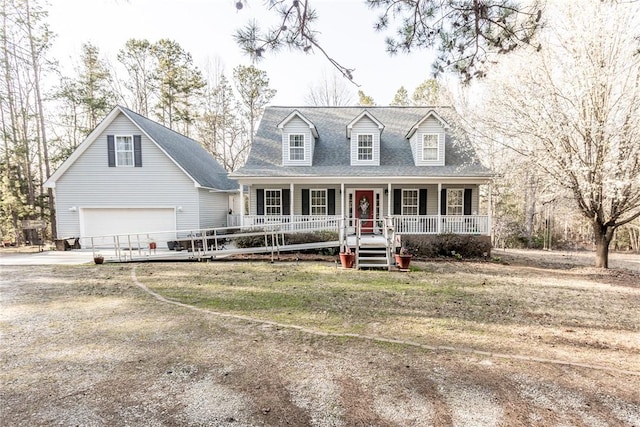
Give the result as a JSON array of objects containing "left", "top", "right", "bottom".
[
  {"left": 387, "top": 182, "right": 392, "bottom": 218},
  {"left": 290, "top": 182, "right": 294, "bottom": 223},
  {"left": 239, "top": 186, "right": 244, "bottom": 228},
  {"left": 487, "top": 182, "right": 493, "bottom": 237},
  {"left": 341, "top": 182, "right": 346, "bottom": 251},
  {"left": 341, "top": 182, "right": 345, "bottom": 219},
  {"left": 437, "top": 183, "right": 442, "bottom": 234}
]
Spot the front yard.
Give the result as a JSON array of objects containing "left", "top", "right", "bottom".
[{"left": 1, "top": 252, "right": 638, "bottom": 426}]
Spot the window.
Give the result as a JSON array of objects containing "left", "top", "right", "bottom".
[
  {"left": 357, "top": 134, "right": 373, "bottom": 161},
  {"left": 310, "top": 189, "right": 327, "bottom": 215},
  {"left": 402, "top": 189, "right": 419, "bottom": 215},
  {"left": 289, "top": 134, "right": 305, "bottom": 161},
  {"left": 116, "top": 135, "right": 134, "bottom": 166},
  {"left": 422, "top": 134, "right": 439, "bottom": 161},
  {"left": 265, "top": 190, "right": 282, "bottom": 216},
  {"left": 447, "top": 189, "right": 464, "bottom": 215}
]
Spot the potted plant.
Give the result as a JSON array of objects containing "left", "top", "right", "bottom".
[
  {"left": 93, "top": 253, "right": 104, "bottom": 264},
  {"left": 394, "top": 246, "right": 412, "bottom": 270},
  {"left": 339, "top": 246, "right": 355, "bottom": 269}
]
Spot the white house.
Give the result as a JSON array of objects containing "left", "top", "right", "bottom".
[
  {"left": 44, "top": 105, "right": 238, "bottom": 247},
  {"left": 230, "top": 106, "right": 494, "bottom": 236}
]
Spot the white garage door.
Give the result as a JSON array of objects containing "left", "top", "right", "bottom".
[{"left": 81, "top": 208, "right": 176, "bottom": 247}]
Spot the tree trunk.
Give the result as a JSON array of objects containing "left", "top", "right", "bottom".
[{"left": 593, "top": 221, "right": 614, "bottom": 268}]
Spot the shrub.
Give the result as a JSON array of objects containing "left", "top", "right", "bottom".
[{"left": 401, "top": 234, "right": 492, "bottom": 259}]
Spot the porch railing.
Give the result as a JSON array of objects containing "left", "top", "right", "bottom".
[
  {"left": 393, "top": 215, "right": 489, "bottom": 235},
  {"left": 228, "top": 214, "right": 489, "bottom": 235}
]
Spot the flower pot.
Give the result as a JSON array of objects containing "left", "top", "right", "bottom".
[
  {"left": 339, "top": 252, "right": 355, "bottom": 269},
  {"left": 94, "top": 257, "right": 104, "bottom": 265},
  {"left": 394, "top": 254, "right": 412, "bottom": 270}
]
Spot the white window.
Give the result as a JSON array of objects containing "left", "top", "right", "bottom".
[
  {"left": 311, "top": 189, "right": 327, "bottom": 215},
  {"left": 422, "top": 134, "right": 439, "bottom": 161},
  {"left": 357, "top": 134, "right": 373, "bottom": 161},
  {"left": 289, "top": 134, "right": 305, "bottom": 161},
  {"left": 447, "top": 189, "right": 464, "bottom": 215},
  {"left": 265, "top": 189, "right": 282, "bottom": 216},
  {"left": 402, "top": 189, "right": 419, "bottom": 215},
  {"left": 116, "top": 135, "right": 134, "bottom": 166}
]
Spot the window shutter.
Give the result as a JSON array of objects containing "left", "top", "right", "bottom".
[
  {"left": 133, "top": 135, "right": 142, "bottom": 167},
  {"left": 256, "top": 189, "right": 264, "bottom": 215},
  {"left": 282, "top": 189, "right": 290, "bottom": 215},
  {"left": 440, "top": 189, "right": 447, "bottom": 215},
  {"left": 327, "top": 189, "right": 336, "bottom": 215},
  {"left": 419, "top": 189, "right": 427, "bottom": 215},
  {"left": 464, "top": 188, "right": 473, "bottom": 215},
  {"left": 393, "top": 189, "right": 402, "bottom": 215},
  {"left": 107, "top": 135, "right": 115, "bottom": 167},
  {"left": 301, "top": 189, "right": 310, "bottom": 215}
]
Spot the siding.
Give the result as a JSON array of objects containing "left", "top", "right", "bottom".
[
  {"left": 250, "top": 184, "right": 342, "bottom": 216},
  {"left": 350, "top": 116, "right": 380, "bottom": 166},
  {"left": 411, "top": 116, "right": 446, "bottom": 166},
  {"left": 55, "top": 113, "right": 200, "bottom": 238},
  {"left": 281, "top": 116, "right": 314, "bottom": 166},
  {"left": 198, "top": 188, "right": 229, "bottom": 229}
]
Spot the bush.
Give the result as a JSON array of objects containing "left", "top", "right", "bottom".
[
  {"left": 234, "top": 229, "right": 338, "bottom": 249},
  {"left": 402, "top": 234, "right": 492, "bottom": 259}
]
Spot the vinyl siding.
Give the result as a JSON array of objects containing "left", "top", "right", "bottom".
[
  {"left": 350, "top": 116, "right": 380, "bottom": 166},
  {"left": 55, "top": 113, "right": 201, "bottom": 238},
  {"left": 198, "top": 188, "right": 230, "bottom": 229},
  {"left": 410, "top": 116, "right": 446, "bottom": 166},
  {"left": 281, "top": 116, "right": 314, "bottom": 166}
]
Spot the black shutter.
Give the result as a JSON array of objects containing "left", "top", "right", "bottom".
[
  {"left": 256, "top": 189, "right": 264, "bottom": 215},
  {"left": 107, "top": 135, "right": 115, "bottom": 167},
  {"left": 440, "top": 189, "right": 447, "bottom": 215},
  {"left": 419, "top": 189, "right": 428, "bottom": 215},
  {"left": 282, "top": 189, "right": 290, "bottom": 215},
  {"left": 301, "top": 189, "right": 310, "bottom": 215},
  {"left": 133, "top": 135, "right": 142, "bottom": 167},
  {"left": 464, "top": 188, "right": 473, "bottom": 215},
  {"left": 393, "top": 189, "right": 402, "bottom": 215},
  {"left": 327, "top": 189, "right": 336, "bottom": 215}
]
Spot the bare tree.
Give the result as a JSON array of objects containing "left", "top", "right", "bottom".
[
  {"left": 471, "top": 1, "right": 640, "bottom": 268},
  {"left": 305, "top": 70, "right": 354, "bottom": 106}
]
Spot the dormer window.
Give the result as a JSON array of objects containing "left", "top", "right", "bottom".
[
  {"left": 289, "top": 134, "right": 305, "bottom": 161},
  {"left": 116, "top": 135, "right": 134, "bottom": 166},
  {"left": 422, "top": 134, "right": 439, "bottom": 161},
  {"left": 357, "top": 134, "right": 373, "bottom": 161}
]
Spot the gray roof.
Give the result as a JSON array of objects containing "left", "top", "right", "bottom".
[
  {"left": 233, "top": 106, "right": 492, "bottom": 178},
  {"left": 120, "top": 106, "right": 238, "bottom": 190}
]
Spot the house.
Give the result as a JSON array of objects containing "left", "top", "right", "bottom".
[
  {"left": 230, "top": 106, "right": 493, "bottom": 239},
  {"left": 44, "top": 105, "right": 239, "bottom": 247}
]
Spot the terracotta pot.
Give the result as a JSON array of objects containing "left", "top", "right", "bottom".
[
  {"left": 94, "top": 257, "right": 104, "bottom": 265},
  {"left": 339, "top": 252, "right": 355, "bottom": 269},
  {"left": 149, "top": 242, "right": 157, "bottom": 250},
  {"left": 394, "top": 254, "right": 412, "bottom": 270}
]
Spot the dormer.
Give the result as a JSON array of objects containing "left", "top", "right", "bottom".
[
  {"left": 405, "top": 110, "right": 449, "bottom": 166},
  {"left": 347, "top": 110, "right": 384, "bottom": 166},
  {"left": 278, "top": 110, "right": 318, "bottom": 166}
]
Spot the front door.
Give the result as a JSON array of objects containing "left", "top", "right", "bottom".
[{"left": 355, "top": 190, "right": 374, "bottom": 233}]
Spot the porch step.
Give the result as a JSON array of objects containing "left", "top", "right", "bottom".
[{"left": 357, "top": 246, "right": 390, "bottom": 270}]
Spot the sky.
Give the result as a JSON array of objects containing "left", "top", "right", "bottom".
[{"left": 46, "top": 0, "right": 438, "bottom": 106}]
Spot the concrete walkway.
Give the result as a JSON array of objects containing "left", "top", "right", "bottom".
[{"left": 0, "top": 249, "right": 95, "bottom": 265}]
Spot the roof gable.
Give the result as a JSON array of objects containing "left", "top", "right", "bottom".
[
  {"left": 405, "top": 109, "right": 450, "bottom": 139},
  {"left": 346, "top": 110, "right": 384, "bottom": 138},
  {"left": 45, "top": 105, "right": 237, "bottom": 191},
  {"left": 277, "top": 110, "right": 319, "bottom": 138}
]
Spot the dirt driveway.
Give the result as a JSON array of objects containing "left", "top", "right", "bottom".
[{"left": 1, "top": 253, "right": 639, "bottom": 426}]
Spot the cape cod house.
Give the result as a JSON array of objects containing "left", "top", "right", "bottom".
[
  {"left": 230, "top": 106, "right": 493, "bottom": 239},
  {"left": 44, "top": 105, "right": 239, "bottom": 248}
]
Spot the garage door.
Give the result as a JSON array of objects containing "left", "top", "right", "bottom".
[{"left": 81, "top": 208, "right": 176, "bottom": 247}]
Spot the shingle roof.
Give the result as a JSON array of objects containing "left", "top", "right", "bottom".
[
  {"left": 120, "top": 106, "right": 238, "bottom": 191},
  {"left": 233, "top": 106, "right": 492, "bottom": 178}
]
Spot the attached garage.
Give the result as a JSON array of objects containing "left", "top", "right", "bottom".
[{"left": 80, "top": 208, "right": 176, "bottom": 247}]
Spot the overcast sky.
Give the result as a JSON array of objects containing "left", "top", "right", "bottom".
[{"left": 47, "top": 0, "right": 437, "bottom": 106}]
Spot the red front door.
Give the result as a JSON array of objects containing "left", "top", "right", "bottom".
[{"left": 355, "top": 190, "right": 374, "bottom": 233}]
